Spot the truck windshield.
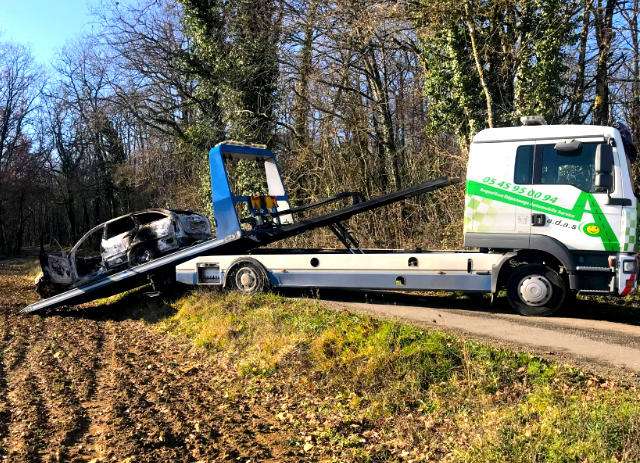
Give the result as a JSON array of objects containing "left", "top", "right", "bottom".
[{"left": 623, "top": 150, "right": 639, "bottom": 199}]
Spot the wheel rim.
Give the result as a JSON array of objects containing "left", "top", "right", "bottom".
[
  {"left": 518, "top": 274, "right": 552, "bottom": 306},
  {"left": 138, "top": 249, "right": 153, "bottom": 264},
  {"left": 235, "top": 267, "right": 258, "bottom": 292}
]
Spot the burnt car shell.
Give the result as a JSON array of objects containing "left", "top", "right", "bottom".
[{"left": 37, "top": 209, "right": 212, "bottom": 297}]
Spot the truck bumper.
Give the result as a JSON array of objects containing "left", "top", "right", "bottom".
[{"left": 617, "top": 254, "right": 638, "bottom": 296}]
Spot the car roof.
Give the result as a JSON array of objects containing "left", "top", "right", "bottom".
[
  {"left": 71, "top": 208, "right": 205, "bottom": 251},
  {"left": 102, "top": 208, "right": 172, "bottom": 226}
]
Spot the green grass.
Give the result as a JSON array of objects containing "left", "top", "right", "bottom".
[{"left": 159, "top": 290, "right": 640, "bottom": 462}]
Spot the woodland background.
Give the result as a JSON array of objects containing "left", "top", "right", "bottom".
[{"left": 1, "top": 0, "right": 639, "bottom": 255}]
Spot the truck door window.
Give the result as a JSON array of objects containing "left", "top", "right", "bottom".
[
  {"left": 539, "top": 143, "right": 598, "bottom": 192},
  {"left": 514, "top": 145, "right": 534, "bottom": 184}
]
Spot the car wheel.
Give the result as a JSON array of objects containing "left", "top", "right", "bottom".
[
  {"left": 228, "top": 260, "right": 269, "bottom": 294},
  {"left": 34, "top": 272, "right": 62, "bottom": 298},
  {"left": 129, "top": 246, "right": 157, "bottom": 267},
  {"left": 506, "top": 263, "right": 567, "bottom": 316}
]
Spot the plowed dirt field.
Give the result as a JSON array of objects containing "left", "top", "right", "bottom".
[{"left": 0, "top": 258, "right": 296, "bottom": 462}]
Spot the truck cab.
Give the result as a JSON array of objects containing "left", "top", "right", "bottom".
[{"left": 464, "top": 122, "right": 638, "bottom": 306}]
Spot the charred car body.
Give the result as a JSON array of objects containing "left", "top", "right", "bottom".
[{"left": 36, "top": 209, "right": 212, "bottom": 297}]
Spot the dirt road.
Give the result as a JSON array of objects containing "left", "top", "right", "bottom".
[
  {"left": 314, "top": 289, "right": 640, "bottom": 380},
  {"left": 0, "top": 259, "right": 296, "bottom": 463}
]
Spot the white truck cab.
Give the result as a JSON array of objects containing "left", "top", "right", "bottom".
[{"left": 465, "top": 123, "right": 638, "bottom": 310}]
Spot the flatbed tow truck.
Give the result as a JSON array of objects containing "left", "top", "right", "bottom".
[{"left": 24, "top": 118, "right": 640, "bottom": 317}]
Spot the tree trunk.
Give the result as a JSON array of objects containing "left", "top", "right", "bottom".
[
  {"left": 12, "top": 190, "right": 27, "bottom": 255},
  {"left": 630, "top": 0, "right": 640, "bottom": 142},
  {"left": 570, "top": 1, "right": 591, "bottom": 123},
  {"left": 65, "top": 188, "right": 77, "bottom": 244},
  {"left": 293, "top": 1, "right": 318, "bottom": 145},
  {"left": 364, "top": 40, "right": 401, "bottom": 190},
  {"left": 465, "top": 2, "right": 494, "bottom": 128},
  {"left": 593, "top": 0, "right": 615, "bottom": 125}
]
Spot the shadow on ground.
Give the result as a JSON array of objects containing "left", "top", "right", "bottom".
[
  {"left": 41, "top": 285, "right": 190, "bottom": 324},
  {"left": 277, "top": 287, "right": 640, "bottom": 326},
  {"left": 34, "top": 282, "right": 640, "bottom": 328}
]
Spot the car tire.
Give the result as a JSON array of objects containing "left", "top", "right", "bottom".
[
  {"left": 506, "top": 263, "right": 567, "bottom": 316},
  {"left": 129, "top": 246, "right": 157, "bottom": 267},
  {"left": 227, "top": 260, "right": 269, "bottom": 295},
  {"left": 34, "top": 272, "right": 62, "bottom": 298}
]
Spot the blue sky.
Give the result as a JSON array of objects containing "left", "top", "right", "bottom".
[{"left": 0, "top": 0, "right": 95, "bottom": 66}]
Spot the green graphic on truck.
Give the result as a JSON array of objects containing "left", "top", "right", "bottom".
[{"left": 466, "top": 179, "right": 620, "bottom": 252}]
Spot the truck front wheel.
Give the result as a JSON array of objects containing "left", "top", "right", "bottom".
[{"left": 506, "top": 263, "right": 567, "bottom": 316}]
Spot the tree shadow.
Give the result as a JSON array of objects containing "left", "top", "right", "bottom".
[
  {"left": 277, "top": 287, "right": 508, "bottom": 312},
  {"left": 562, "top": 297, "right": 640, "bottom": 326}
]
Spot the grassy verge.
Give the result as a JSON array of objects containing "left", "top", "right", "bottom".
[{"left": 159, "top": 290, "right": 640, "bottom": 462}]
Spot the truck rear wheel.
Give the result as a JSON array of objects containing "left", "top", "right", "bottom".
[
  {"left": 507, "top": 263, "right": 567, "bottom": 316},
  {"left": 228, "top": 260, "right": 269, "bottom": 294}
]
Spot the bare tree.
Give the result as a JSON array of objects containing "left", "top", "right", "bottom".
[
  {"left": 0, "top": 42, "right": 44, "bottom": 254},
  {"left": 97, "top": 0, "right": 197, "bottom": 142},
  {"left": 618, "top": 0, "right": 640, "bottom": 140}
]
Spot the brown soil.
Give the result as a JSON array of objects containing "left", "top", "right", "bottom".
[{"left": 0, "top": 258, "right": 298, "bottom": 463}]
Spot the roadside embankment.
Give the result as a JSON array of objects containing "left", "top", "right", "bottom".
[{"left": 162, "top": 290, "right": 640, "bottom": 462}]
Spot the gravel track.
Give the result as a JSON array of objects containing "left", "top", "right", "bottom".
[{"left": 304, "top": 288, "right": 640, "bottom": 382}]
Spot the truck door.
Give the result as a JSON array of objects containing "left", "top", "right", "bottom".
[
  {"left": 526, "top": 139, "right": 622, "bottom": 253},
  {"left": 465, "top": 141, "right": 526, "bottom": 235}
]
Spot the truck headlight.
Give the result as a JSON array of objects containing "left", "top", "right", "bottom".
[{"left": 623, "top": 260, "right": 637, "bottom": 274}]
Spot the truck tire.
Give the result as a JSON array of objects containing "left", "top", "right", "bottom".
[
  {"left": 506, "top": 263, "right": 567, "bottom": 316},
  {"left": 227, "top": 260, "right": 269, "bottom": 294}
]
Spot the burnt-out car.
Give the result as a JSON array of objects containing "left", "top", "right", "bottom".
[{"left": 35, "top": 209, "right": 212, "bottom": 297}]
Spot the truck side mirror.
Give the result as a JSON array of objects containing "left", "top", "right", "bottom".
[
  {"left": 595, "top": 144, "right": 614, "bottom": 193},
  {"left": 595, "top": 143, "right": 614, "bottom": 174},
  {"left": 595, "top": 173, "right": 613, "bottom": 192},
  {"left": 555, "top": 139, "right": 583, "bottom": 155}
]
